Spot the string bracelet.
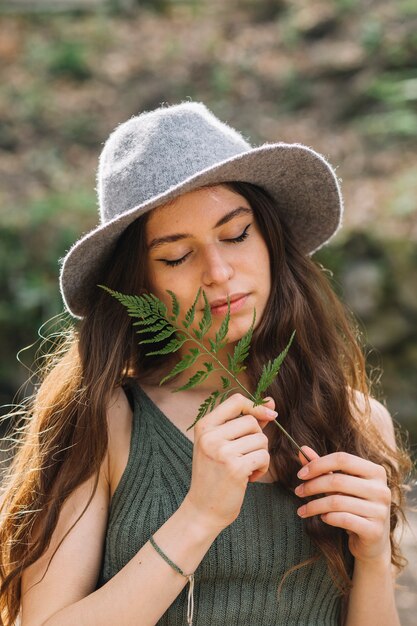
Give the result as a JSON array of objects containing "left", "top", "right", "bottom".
[{"left": 149, "top": 534, "right": 195, "bottom": 626}]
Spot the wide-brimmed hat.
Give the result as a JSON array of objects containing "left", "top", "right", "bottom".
[{"left": 59, "top": 101, "right": 343, "bottom": 318}]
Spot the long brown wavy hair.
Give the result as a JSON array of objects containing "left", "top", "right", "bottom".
[{"left": 0, "top": 181, "right": 412, "bottom": 626}]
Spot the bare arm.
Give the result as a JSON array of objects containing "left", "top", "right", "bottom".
[
  {"left": 21, "top": 389, "right": 221, "bottom": 626},
  {"left": 21, "top": 390, "right": 277, "bottom": 626},
  {"left": 26, "top": 499, "right": 219, "bottom": 626},
  {"left": 343, "top": 399, "right": 400, "bottom": 626},
  {"left": 295, "top": 398, "right": 400, "bottom": 626}
]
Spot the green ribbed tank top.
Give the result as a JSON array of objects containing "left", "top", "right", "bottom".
[{"left": 97, "top": 380, "right": 346, "bottom": 625}]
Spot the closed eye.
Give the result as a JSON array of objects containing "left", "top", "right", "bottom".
[{"left": 160, "top": 223, "right": 252, "bottom": 267}]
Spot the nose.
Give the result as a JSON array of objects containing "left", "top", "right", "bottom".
[{"left": 201, "top": 245, "right": 233, "bottom": 286}]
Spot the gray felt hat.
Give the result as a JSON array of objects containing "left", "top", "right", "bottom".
[{"left": 60, "top": 101, "right": 343, "bottom": 318}]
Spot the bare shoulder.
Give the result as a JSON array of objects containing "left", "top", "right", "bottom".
[
  {"left": 351, "top": 389, "right": 396, "bottom": 449},
  {"left": 19, "top": 388, "right": 134, "bottom": 625},
  {"left": 106, "top": 386, "right": 133, "bottom": 497}
]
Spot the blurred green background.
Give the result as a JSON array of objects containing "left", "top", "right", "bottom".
[
  {"left": 0, "top": 0, "right": 416, "bottom": 447},
  {"left": 0, "top": 2, "right": 416, "bottom": 622}
]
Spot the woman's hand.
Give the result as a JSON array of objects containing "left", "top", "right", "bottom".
[
  {"left": 184, "top": 393, "right": 278, "bottom": 534},
  {"left": 295, "top": 445, "right": 392, "bottom": 565}
]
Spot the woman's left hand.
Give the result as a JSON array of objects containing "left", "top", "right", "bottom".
[{"left": 295, "top": 446, "right": 392, "bottom": 565}]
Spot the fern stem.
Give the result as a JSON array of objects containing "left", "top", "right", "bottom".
[{"left": 178, "top": 328, "right": 311, "bottom": 463}]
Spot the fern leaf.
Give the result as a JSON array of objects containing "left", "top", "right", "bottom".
[
  {"left": 135, "top": 320, "right": 168, "bottom": 334},
  {"left": 253, "top": 331, "right": 296, "bottom": 402},
  {"left": 208, "top": 338, "right": 226, "bottom": 353},
  {"left": 228, "top": 308, "right": 256, "bottom": 373},
  {"left": 198, "top": 291, "right": 212, "bottom": 338},
  {"left": 183, "top": 287, "right": 202, "bottom": 329},
  {"left": 160, "top": 347, "right": 202, "bottom": 385},
  {"left": 215, "top": 297, "right": 230, "bottom": 344},
  {"left": 139, "top": 326, "right": 177, "bottom": 344},
  {"left": 209, "top": 390, "right": 220, "bottom": 412},
  {"left": 99, "top": 286, "right": 150, "bottom": 318},
  {"left": 219, "top": 391, "right": 229, "bottom": 404},
  {"left": 175, "top": 369, "right": 209, "bottom": 392},
  {"left": 208, "top": 338, "right": 217, "bottom": 352},
  {"left": 132, "top": 316, "right": 161, "bottom": 328},
  {"left": 145, "top": 335, "right": 188, "bottom": 356},
  {"left": 186, "top": 391, "right": 220, "bottom": 430},
  {"left": 221, "top": 376, "right": 231, "bottom": 390},
  {"left": 143, "top": 293, "right": 167, "bottom": 319},
  {"left": 166, "top": 289, "right": 180, "bottom": 321}
]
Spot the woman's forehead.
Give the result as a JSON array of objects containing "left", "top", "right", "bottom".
[{"left": 146, "top": 184, "right": 251, "bottom": 231}]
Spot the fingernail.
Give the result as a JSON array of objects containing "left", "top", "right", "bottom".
[
  {"left": 265, "top": 408, "right": 278, "bottom": 418},
  {"left": 297, "top": 505, "right": 307, "bottom": 517},
  {"left": 294, "top": 484, "right": 304, "bottom": 496},
  {"left": 297, "top": 466, "right": 309, "bottom": 478}
]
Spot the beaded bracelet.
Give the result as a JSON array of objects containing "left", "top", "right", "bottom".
[{"left": 149, "top": 535, "right": 195, "bottom": 626}]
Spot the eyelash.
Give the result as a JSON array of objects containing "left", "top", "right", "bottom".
[{"left": 162, "top": 223, "right": 252, "bottom": 267}]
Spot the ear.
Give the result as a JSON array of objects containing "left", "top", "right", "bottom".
[{"left": 298, "top": 445, "right": 320, "bottom": 467}]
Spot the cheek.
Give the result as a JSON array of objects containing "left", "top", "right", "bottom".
[{"left": 148, "top": 268, "right": 192, "bottom": 313}]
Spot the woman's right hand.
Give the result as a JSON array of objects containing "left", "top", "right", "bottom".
[{"left": 184, "top": 393, "right": 278, "bottom": 533}]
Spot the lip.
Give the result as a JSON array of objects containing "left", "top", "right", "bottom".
[
  {"left": 209, "top": 293, "right": 248, "bottom": 308},
  {"left": 210, "top": 293, "right": 249, "bottom": 316}
]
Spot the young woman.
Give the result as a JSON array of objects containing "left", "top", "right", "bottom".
[{"left": 0, "top": 102, "right": 411, "bottom": 626}]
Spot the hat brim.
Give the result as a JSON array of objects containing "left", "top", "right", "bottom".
[{"left": 60, "top": 142, "right": 343, "bottom": 318}]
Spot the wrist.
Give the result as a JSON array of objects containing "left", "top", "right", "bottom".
[
  {"left": 179, "top": 496, "right": 225, "bottom": 540},
  {"left": 353, "top": 548, "right": 393, "bottom": 573}
]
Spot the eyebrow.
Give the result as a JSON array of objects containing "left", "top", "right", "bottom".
[{"left": 148, "top": 206, "right": 253, "bottom": 251}]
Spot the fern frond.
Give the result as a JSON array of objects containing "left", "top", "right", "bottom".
[
  {"left": 198, "top": 291, "right": 213, "bottom": 338},
  {"left": 166, "top": 289, "right": 180, "bottom": 321},
  {"left": 215, "top": 297, "right": 230, "bottom": 344},
  {"left": 101, "top": 284, "right": 305, "bottom": 458},
  {"left": 227, "top": 308, "right": 256, "bottom": 373},
  {"left": 132, "top": 316, "right": 161, "bottom": 328},
  {"left": 183, "top": 287, "right": 202, "bottom": 329},
  {"left": 138, "top": 326, "right": 177, "bottom": 344},
  {"left": 186, "top": 390, "right": 220, "bottom": 430},
  {"left": 99, "top": 286, "right": 149, "bottom": 318},
  {"left": 160, "top": 347, "right": 202, "bottom": 385},
  {"left": 221, "top": 376, "right": 231, "bottom": 390},
  {"left": 145, "top": 335, "right": 188, "bottom": 356},
  {"left": 175, "top": 369, "right": 210, "bottom": 391},
  {"left": 253, "top": 331, "right": 296, "bottom": 403},
  {"left": 135, "top": 320, "right": 170, "bottom": 334}
]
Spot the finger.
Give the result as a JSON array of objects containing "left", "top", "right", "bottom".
[
  {"left": 295, "top": 473, "right": 388, "bottom": 502},
  {"left": 219, "top": 414, "right": 263, "bottom": 440},
  {"left": 297, "top": 451, "right": 387, "bottom": 481},
  {"left": 205, "top": 393, "right": 278, "bottom": 428},
  {"left": 241, "top": 448, "right": 271, "bottom": 478},
  {"left": 257, "top": 397, "right": 277, "bottom": 430},
  {"left": 297, "top": 494, "right": 384, "bottom": 520},
  {"left": 227, "top": 432, "right": 268, "bottom": 455},
  {"left": 318, "top": 512, "right": 377, "bottom": 539},
  {"left": 298, "top": 445, "right": 319, "bottom": 468}
]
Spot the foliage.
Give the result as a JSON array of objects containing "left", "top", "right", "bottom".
[{"left": 100, "top": 286, "right": 306, "bottom": 457}]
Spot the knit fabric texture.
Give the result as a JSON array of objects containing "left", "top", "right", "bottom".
[{"left": 97, "top": 380, "right": 346, "bottom": 625}]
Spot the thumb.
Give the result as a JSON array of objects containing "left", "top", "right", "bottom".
[
  {"left": 257, "top": 396, "right": 277, "bottom": 430},
  {"left": 262, "top": 396, "right": 276, "bottom": 409}
]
